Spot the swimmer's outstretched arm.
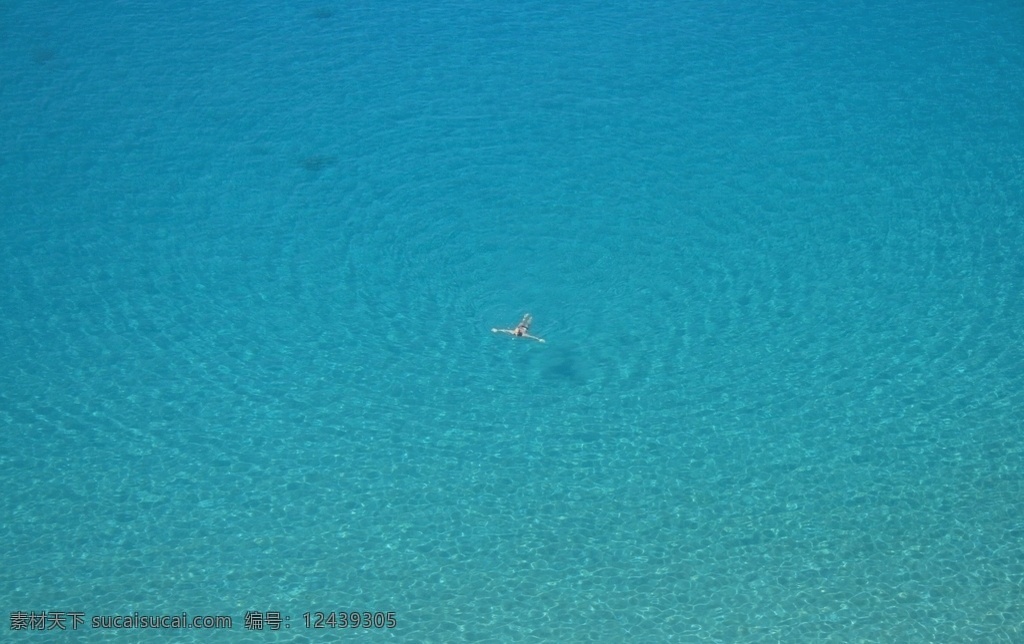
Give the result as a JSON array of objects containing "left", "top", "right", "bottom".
[{"left": 491, "top": 327, "right": 545, "bottom": 342}]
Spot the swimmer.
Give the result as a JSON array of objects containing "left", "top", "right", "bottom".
[{"left": 492, "top": 313, "right": 545, "bottom": 343}]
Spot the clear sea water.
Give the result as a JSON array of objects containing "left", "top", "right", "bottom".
[{"left": 2, "top": 0, "right": 1022, "bottom": 641}]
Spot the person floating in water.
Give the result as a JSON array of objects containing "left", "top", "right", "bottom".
[{"left": 492, "top": 313, "right": 545, "bottom": 343}]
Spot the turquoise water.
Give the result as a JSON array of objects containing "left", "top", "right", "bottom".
[{"left": 2, "top": 0, "right": 1023, "bottom": 641}]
